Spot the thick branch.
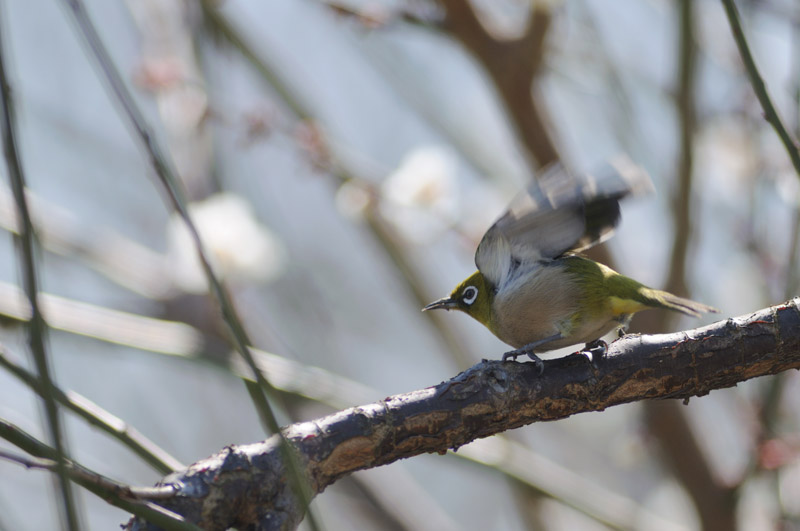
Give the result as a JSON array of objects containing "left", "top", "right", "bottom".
[{"left": 127, "top": 299, "right": 800, "bottom": 530}]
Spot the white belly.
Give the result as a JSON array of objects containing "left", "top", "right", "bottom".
[{"left": 490, "top": 261, "right": 619, "bottom": 352}]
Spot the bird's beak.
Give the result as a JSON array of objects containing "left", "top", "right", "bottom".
[{"left": 422, "top": 297, "right": 457, "bottom": 311}]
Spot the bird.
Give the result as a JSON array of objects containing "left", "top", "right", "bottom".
[{"left": 422, "top": 160, "right": 718, "bottom": 371}]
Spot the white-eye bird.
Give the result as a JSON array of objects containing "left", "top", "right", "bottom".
[{"left": 423, "top": 161, "right": 718, "bottom": 370}]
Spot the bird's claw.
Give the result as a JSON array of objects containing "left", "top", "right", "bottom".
[
  {"left": 502, "top": 349, "right": 544, "bottom": 375},
  {"left": 582, "top": 339, "right": 608, "bottom": 368}
]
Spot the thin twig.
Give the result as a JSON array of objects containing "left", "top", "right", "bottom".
[
  {"left": 438, "top": 0, "right": 559, "bottom": 168},
  {"left": 666, "top": 0, "right": 696, "bottom": 300},
  {"left": 0, "top": 183, "right": 173, "bottom": 299},
  {"left": 0, "top": 419, "right": 199, "bottom": 531},
  {"left": 742, "top": 17, "right": 800, "bottom": 512},
  {"left": 785, "top": 24, "right": 800, "bottom": 298},
  {"left": 636, "top": 3, "right": 737, "bottom": 529},
  {"left": 0, "top": 347, "right": 183, "bottom": 474},
  {"left": 458, "top": 438, "right": 685, "bottom": 531},
  {"left": 58, "top": 0, "right": 317, "bottom": 526},
  {"left": 0, "top": 280, "right": 202, "bottom": 356},
  {"left": 0, "top": 6, "right": 81, "bottom": 529},
  {"left": 0, "top": 449, "right": 175, "bottom": 500},
  {"left": 787, "top": 210, "right": 800, "bottom": 297},
  {"left": 721, "top": 0, "right": 800, "bottom": 180},
  {"left": 58, "top": 0, "right": 280, "bottom": 424},
  {"left": 322, "top": 0, "right": 561, "bottom": 168},
  {"left": 198, "top": 0, "right": 474, "bottom": 370}
]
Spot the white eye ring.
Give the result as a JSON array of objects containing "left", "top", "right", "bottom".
[{"left": 462, "top": 286, "right": 478, "bottom": 305}]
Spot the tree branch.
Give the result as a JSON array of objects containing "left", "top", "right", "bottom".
[
  {"left": 0, "top": 419, "right": 198, "bottom": 530},
  {"left": 318, "top": 0, "right": 560, "bottom": 168},
  {"left": 638, "top": 3, "right": 737, "bottom": 530},
  {"left": 0, "top": 6, "right": 81, "bottom": 527},
  {"left": 721, "top": 0, "right": 800, "bottom": 180},
  {"left": 438, "top": 1, "right": 559, "bottom": 167},
  {"left": 60, "top": 0, "right": 319, "bottom": 527},
  {"left": 125, "top": 299, "right": 800, "bottom": 530},
  {"left": 0, "top": 346, "right": 183, "bottom": 474}
]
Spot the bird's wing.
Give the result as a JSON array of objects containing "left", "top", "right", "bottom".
[{"left": 475, "top": 157, "right": 652, "bottom": 287}]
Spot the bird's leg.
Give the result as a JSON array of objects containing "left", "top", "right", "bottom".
[
  {"left": 614, "top": 314, "right": 632, "bottom": 339},
  {"left": 502, "top": 333, "right": 562, "bottom": 374},
  {"left": 582, "top": 339, "right": 608, "bottom": 366}
]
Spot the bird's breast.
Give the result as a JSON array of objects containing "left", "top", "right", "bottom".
[{"left": 490, "top": 262, "right": 582, "bottom": 349}]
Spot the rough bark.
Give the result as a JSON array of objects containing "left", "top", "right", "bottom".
[{"left": 127, "top": 298, "right": 800, "bottom": 530}]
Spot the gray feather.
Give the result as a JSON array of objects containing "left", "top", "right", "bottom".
[{"left": 475, "top": 157, "right": 652, "bottom": 287}]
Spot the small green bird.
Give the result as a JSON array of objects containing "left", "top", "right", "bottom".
[{"left": 423, "top": 161, "right": 718, "bottom": 370}]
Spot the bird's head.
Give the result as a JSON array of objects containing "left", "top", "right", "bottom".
[{"left": 423, "top": 270, "right": 493, "bottom": 328}]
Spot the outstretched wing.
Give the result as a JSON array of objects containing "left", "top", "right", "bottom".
[{"left": 475, "top": 157, "right": 651, "bottom": 287}]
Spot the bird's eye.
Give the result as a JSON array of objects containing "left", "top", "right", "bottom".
[{"left": 462, "top": 286, "right": 478, "bottom": 305}]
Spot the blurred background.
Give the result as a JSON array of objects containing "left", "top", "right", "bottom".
[{"left": 0, "top": 0, "right": 798, "bottom": 529}]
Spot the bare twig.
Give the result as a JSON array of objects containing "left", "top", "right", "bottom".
[
  {"left": 58, "top": 0, "right": 316, "bottom": 525},
  {"left": 787, "top": 209, "right": 800, "bottom": 297},
  {"left": 0, "top": 419, "right": 199, "bottom": 531},
  {"left": 458, "top": 438, "right": 685, "bottom": 531},
  {"left": 0, "top": 347, "right": 183, "bottom": 474},
  {"left": 126, "top": 300, "right": 800, "bottom": 530},
  {"left": 0, "top": 184, "right": 173, "bottom": 298},
  {"left": 786, "top": 23, "right": 800, "bottom": 299},
  {"left": 59, "top": 0, "right": 281, "bottom": 431},
  {"left": 0, "top": 449, "right": 174, "bottom": 500},
  {"left": 721, "top": 0, "right": 800, "bottom": 180},
  {"left": 0, "top": 7, "right": 81, "bottom": 529},
  {"left": 433, "top": 2, "right": 620, "bottom": 271},
  {"left": 318, "top": 0, "right": 560, "bottom": 166},
  {"left": 317, "top": 0, "right": 440, "bottom": 29},
  {"left": 124, "top": 0, "right": 215, "bottom": 197},
  {"left": 197, "top": 0, "right": 474, "bottom": 370},
  {"left": 0, "top": 280, "right": 202, "bottom": 356},
  {"left": 438, "top": 0, "right": 559, "bottom": 167},
  {"left": 640, "top": 3, "right": 737, "bottom": 531},
  {"left": 666, "top": 0, "right": 696, "bottom": 301},
  {"left": 751, "top": 12, "right": 800, "bottom": 496},
  {"left": 720, "top": 5, "right": 800, "bottom": 520},
  {"left": 645, "top": 403, "right": 736, "bottom": 531}
]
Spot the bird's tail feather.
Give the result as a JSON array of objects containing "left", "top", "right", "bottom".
[{"left": 645, "top": 290, "right": 719, "bottom": 317}]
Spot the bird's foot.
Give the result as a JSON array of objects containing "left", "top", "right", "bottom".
[
  {"left": 502, "top": 348, "right": 544, "bottom": 375},
  {"left": 581, "top": 339, "right": 608, "bottom": 368},
  {"left": 501, "top": 334, "right": 561, "bottom": 374}
]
